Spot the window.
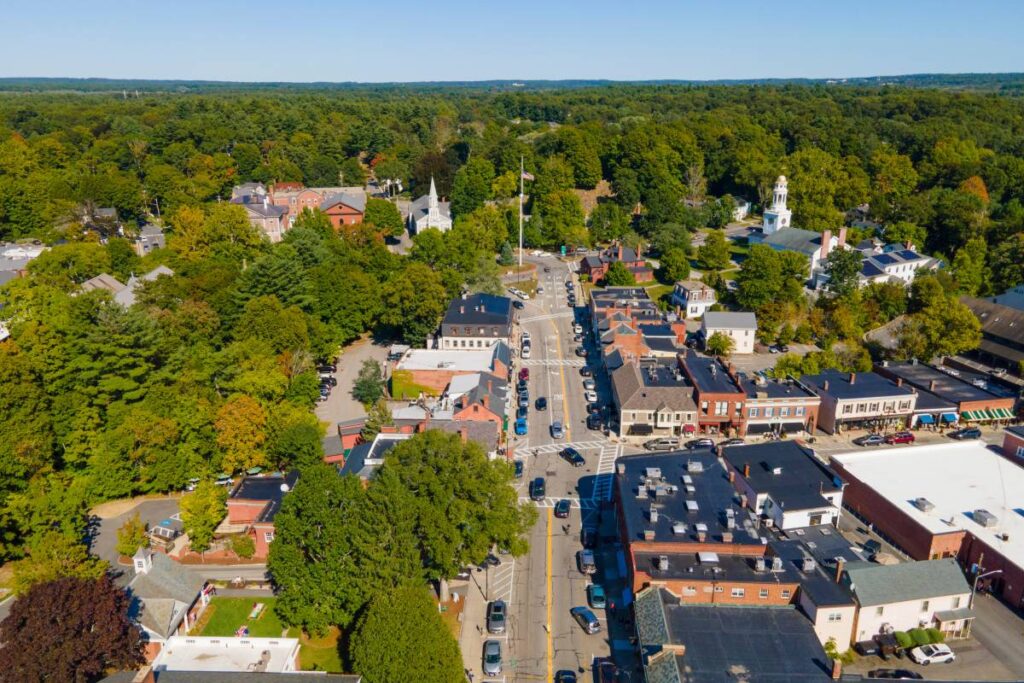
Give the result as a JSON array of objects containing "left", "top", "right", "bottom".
[
  {"left": 899, "top": 401, "right": 911, "bottom": 410},
  {"left": 875, "top": 606, "right": 884, "bottom": 616},
  {"left": 952, "top": 596, "right": 961, "bottom": 609},
  {"left": 731, "top": 588, "right": 745, "bottom": 598},
  {"left": 759, "top": 588, "right": 769, "bottom": 599},
  {"left": 796, "top": 406, "right": 805, "bottom": 416},
  {"left": 921, "top": 600, "right": 930, "bottom": 612},
  {"left": 869, "top": 403, "right": 879, "bottom": 412},
  {"left": 883, "top": 402, "right": 894, "bottom": 412},
  {"left": 828, "top": 612, "right": 843, "bottom": 623},
  {"left": 780, "top": 407, "right": 790, "bottom": 417},
  {"left": 715, "top": 402, "right": 728, "bottom": 416},
  {"left": 749, "top": 408, "right": 759, "bottom": 418},
  {"left": 781, "top": 589, "right": 791, "bottom": 599},
  {"left": 857, "top": 403, "right": 867, "bottom": 413},
  {"left": 264, "top": 532, "right": 275, "bottom": 543},
  {"left": 1016, "top": 446, "right": 1024, "bottom": 458},
  {"left": 764, "top": 407, "right": 773, "bottom": 418},
  {"left": 843, "top": 404, "right": 853, "bottom": 415},
  {"left": 701, "top": 401, "right": 709, "bottom": 411}
]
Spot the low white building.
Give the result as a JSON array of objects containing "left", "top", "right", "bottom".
[
  {"left": 701, "top": 311, "right": 757, "bottom": 354},
  {"left": 669, "top": 280, "right": 717, "bottom": 319},
  {"left": 408, "top": 177, "right": 452, "bottom": 234},
  {"left": 843, "top": 559, "right": 973, "bottom": 642},
  {"left": 151, "top": 635, "right": 301, "bottom": 673},
  {"left": 732, "top": 196, "right": 751, "bottom": 221}
]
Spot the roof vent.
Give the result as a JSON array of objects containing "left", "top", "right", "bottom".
[
  {"left": 672, "top": 522, "right": 687, "bottom": 535},
  {"left": 687, "top": 460, "right": 704, "bottom": 473},
  {"left": 755, "top": 557, "right": 767, "bottom": 572},
  {"left": 802, "top": 557, "right": 816, "bottom": 572},
  {"left": 643, "top": 529, "right": 655, "bottom": 541},
  {"left": 649, "top": 507, "right": 659, "bottom": 523},
  {"left": 657, "top": 555, "right": 670, "bottom": 571},
  {"left": 974, "top": 509, "right": 998, "bottom": 528},
  {"left": 645, "top": 467, "right": 663, "bottom": 479},
  {"left": 772, "top": 466, "right": 783, "bottom": 475},
  {"left": 771, "top": 556, "right": 783, "bottom": 572},
  {"left": 912, "top": 497, "right": 935, "bottom": 512}
]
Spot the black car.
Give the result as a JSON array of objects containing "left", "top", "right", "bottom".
[
  {"left": 854, "top": 640, "right": 882, "bottom": 657},
  {"left": 554, "top": 499, "right": 572, "bottom": 518},
  {"left": 580, "top": 527, "right": 597, "bottom": 549},
  {"left": 561, "top": 447, "right": 585, "bottom": 467},
  {"left": 867, "top": 670, "right": 923, "bottom": 680},
  {"left": 516, "top": 406, "right": 528, "bottom": 420},
  {"left": 512, "top": 300, "right": 525, "bottom": 310},
  {"left": 529, "top": 477, "right": 546, "bottom": 501},
  {"left": 320, "top": 376, "right": 337, "bottom": 387},
  {"left": 949, "top": 427, "right": 982, "bottom": 440},
  {"left": 317, "top": 364, "right": 337, "bottom": 374},
  {"left": 517, "top": 379, "right": 528, "bottom": 392},
  {"left": 586, "top": 413, "right": 603, "bottom": 431},
  {"left": 535, "top": 396, "right": 548, "bottom": 411},
  {"left": 513, "top": 461, "right": 524, "bottom": 479},
  {"left": 554, "top": 671, "right": 577, "bottom": 683},
  {"left": 575, "top": 346, "right": 587, "bottom": 357},
  {"left": 580, "top": 366, "right": 593, "bottom": 377},
  {"left": 686, "top": 438, "right": 715, "bottom": 449}
]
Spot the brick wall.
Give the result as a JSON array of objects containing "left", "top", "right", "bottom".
[
  {"left": 636, "top": 574, "right": 799, "bottom": 606},
  {"left": 1003, "top": 431, "right": 1024, "bottom": 461}
]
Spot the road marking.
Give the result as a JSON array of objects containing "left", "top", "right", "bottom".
[
  {"left": 546, "top": 506, "right": 553, "bottom": 683},
  {"left": 530, "top": 439, "right": 607, "bottom": 454},
  {"left": 488, "top": 557, "right": 516, "bottom": 605},
  {"left": 521, "top": 311, "right": 574, "bottom": 323},
  {"left": 521, "top": 358, "right": 585, "bottom": 367},
  {"left": 519, "top": 496, "right": 596, "bottom": 509},
  {"left": 591, "top": 443, "right": 621, "bottom": 502}
]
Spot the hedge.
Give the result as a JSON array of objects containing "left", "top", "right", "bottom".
[
  {"left": 908, "top": 628, "right": 931, "bottom": 646},
  {"left": 894, "top": 631, "right": 913, "bottom": 649}
]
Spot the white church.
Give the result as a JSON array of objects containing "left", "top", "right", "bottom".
[{"left": 407, "top": 177, "right": 453, "bottom": 234}]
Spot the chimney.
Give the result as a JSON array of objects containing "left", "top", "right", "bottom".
[
  {"left": 728, "top": 470, "right": 735, "bottom": 483},
  {"left": 481, "top": 395, "right": 489, "bottom": 409},
  {"left": 895, "top": 377, "right": 903, "bottom": 387},
  {"left": 849, "top": 373, "right": 856, "bottom": 385},
  {"left": 743, "top": 463, "right": 750, "bottom": 478},
  {"left": 721, "top": 531, "right": 733, "bottom": 543},
  {"left": 823, "top": 380, "right": 830, "bottom": 392},
  {"left": 838, "top": 227, "right": 847, "bottom": 247},
  {"left": 929, "top": 379, "right": 936, "bottom": 392},
  {"left": 132, "top": 667, "right": 157, "bottom": 683},
  {"left": 834, "top": 556, "right": 845, "bottom": 584},
  {"left": 821, "top": 229, "right": 832, "bottom": 259},
  {"left": 740, "top": 493, "right": 748, "bottom": 507},
  {"left": 905, "top": 240, "right": 913, "bottom": 250},
  {"left": 618, "top": 243, "right": 624, "bottom": 261},
  {"left": 697, "top": 529, "right": 707, "bottom": 542},
  {"left": 831, "top": 658, "right": 842, "bottom": 681}
]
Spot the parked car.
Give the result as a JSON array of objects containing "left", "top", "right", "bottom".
[
  {"left": 530, "top": 477, "right": 546, "bottom": 501},
  {"left": 513, "top": 461, "right": 524, "bottom": 479},
  {"left": 482, "top": 639, "right": 502, "bottom": 675},
  {"left": 317, "top": 363, "right": 337, "bottom": 374},
  {"left": 580, "top": 527, "right": 597, "bottom": 549},
  {"left": 867, "top": 670, "right": 924, "bottom": 680},
  {"left": 779, "top": 344, "right": 790, "bottom": 353},
  {"left": 512, "top": 300, "right": 525, "bottom": 310},
  {"left": 518, "top": 394, "right": 530, "bottom": 409},
  {"left": 554, "top": 671, "right": 578, "bottom": 683},
  {"left": 515, "top": 418, "right": 528, "bottom": 436},
  {"left": 863, "top": 539, "right": 883, "bottom": 558},
  {"left": 580, "top": 366, "right": 593, "bottom": 377},
  {"left": 909, "top": 643, "right": 955, "bottom": 665},
  {"left": 587, "top": 583, "right": 607, "bottom": 609},
  {"left": 644, "top": 437, "right": 680, "bottom": 451},
  {"left": 550, "top": 422, "right": 565, "bottom": 439},
  {"left": 686, "top": 438, "right": 715, "bottom": 449},
  {"left": 586, "top": 413, "right": 603, "bottom": 431},
  {"left": 575, "top": 346, "right": 587, "bottom": 357},
  {"left": 885, "top": 431, "right": 915, "bottom": 445},
  {"left": 573, "top": 324, "right": 583, "bottom": 334},
  {"left": 854, "top": 433, "right": 887, "bottom": 447},
  {"left": 768, "top": 345, "right": 780, "bottom": 354},
  {"left": 519, "top": 368, "right": 530, "bottom": 381},
  {"left": 949, "top": 427, "right": 982, "bottom": 440},
  {"left": 584, "top": 390, "right": 598, "bottom": 403},
  {"left": 854, "top": 640, "right": 882, "bottom": 658},
  {"left": 720, "top": 437, "right": 745, "bottom": 446},
  {"left": 536, "top": 396, "right": 548, "bottom": 411},
  {"left": 319, "top": 376, "right": 337, "bottom": 387},
  {"left": 570, "top": 606, "right": 601, "bottom": 634},
  {"left": 577, "top": 549, "right": 597, "bottom": 574},
  {"left": 554, "top": 499, "right": 571, "bottom": 518},
  {"left": 516, "top": 405, "right": 528, "bottom": 420},
  {"left": 521, "top": 344, "right": 531, "bottom": 358},
  {"left": 561, "top": 447, "right": 585, "bottom": 467},
  {"left": 583, "top": 378, "right": 596, "bottom": 391},
  {"left": 594, "top": 659, "right": 619, "bottom": 683},
  {"left": 544, "top": 266, "right": 551, "bottom": 273},
  {"left": 537, "top": 286, "right": 544, "bottom": 293},
  {"left": 573, "top": 333, "right": 584, "bottom": 342},
  {"left": 486, "top": 600, "right": 507, "bottom": 634}
]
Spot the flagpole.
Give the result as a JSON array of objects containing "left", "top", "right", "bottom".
[{"left": 518, "top": 156, "right": 524, "bottom": 268}]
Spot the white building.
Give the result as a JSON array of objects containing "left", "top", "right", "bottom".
[
  {"left": 701, "top": 311, "right": 757, "bottom": 354},
  {"left": 762, "top": 176, "right": 792, "bottom": 234},
  {"left": 732, "top": 196, "right": 751, "bottom": 222},
  {"left": 669, "top": 280, "right": 717, "bottom": 319},
  {"left": 850, "top": 241, "right": 943, "bottom": 288},
  {"left": 408, "top": 177, "right": 453, "bottom": 234}
]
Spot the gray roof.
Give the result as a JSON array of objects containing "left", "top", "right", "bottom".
[
  {"left": 127, "top": 552, "right": 206, "bottom": 639},
  {"left": 844, "top": 558, "right": 970, "bottom": 607},
  {"left": 962, "top": 296, "right": 1024, "bottom": 345},
  {"left": 703, "top": 311, "right": 757, "bottom": 330},
  {"left": 321, "top": 192, "right": 367, "bottom": 213},
  {"left": 759, "top": 227, "right": 826, "bottom": 256},
  {"left": 442, "top": 293, "right": 513, "bottom": 328},
  {"left": 800, "top": 369, "right": 914, "bottom": 401},
  {"left": 459, "top": 374, "right": 508, "bottom": 421},
  {"left": 409, "top": 194, "right": 451, "bottom": 221},
  {"left": 491, "top": 340, "right": 511, "bottom": 368},
  {"left": 611, "top": 361, "right": 695, "bottom": 412},
  {"left": 231, "top": 196, "right": 286, "bottom": 218},
  {"left": 438, "top": 420, "right": 500, "bottom": 452}
]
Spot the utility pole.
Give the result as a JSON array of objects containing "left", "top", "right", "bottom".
[{"left": 518, "top": 156, "right": 524, "bottom": 268}]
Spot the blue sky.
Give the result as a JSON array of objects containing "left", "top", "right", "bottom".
[{"left": 3, "top": 0, "right": 1023, "bottom": 82}]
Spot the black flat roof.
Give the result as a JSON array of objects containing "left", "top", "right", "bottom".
[
  {"left": 722, "top": 441, "right": 842, "bottom": 511},
  {"left": 638, "top": 360, "right": 691, "bottom": 388},
  {"left": 664, "top": 600, "right": 833, "bottom": 682},
  {"left": 738, "top": 375, "right": 818, "bottom": 400},
  {"left": 800, "top": 369, "right": 913, "bottom": 400},
  {"left": 616, "top": 452, "right": 764, "bottom": 546},
  {"left": 634, "top": 550, "right": 800, "bottom": 586},
  {"left": 231, "top": 471, "right": 299, "bottom": 503},
  {"left": 681, "top": 353, "right": 743, "bottom": 395},
  {"left": 441, "top": 293, "right": 512, "bottom": 326},
  {"left": 877, "top": 361, "right": 1008, "bottom": 405},
  {"left": 770, "top": 538, "right": 856, "bottom": 607}
]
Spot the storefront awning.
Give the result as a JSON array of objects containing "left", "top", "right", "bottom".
[
  {"left": 917, "top": 414, "right": 935, "bottom": 424},
  {"left": 627, "top": 424, "right": 654, "bottom": 436},
  {"left": 682, "top": 424, "right": 696, "bottom": 433},
  {"left": 941, "top": 413, "right": 959, "bottom": 423},
  {"left": 994, "top": 407, "right": 1014, "bottom": 419}
]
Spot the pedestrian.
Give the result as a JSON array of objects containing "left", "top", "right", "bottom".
[{"left": 476, "top": 625, "right": 482, "bottom": 635}]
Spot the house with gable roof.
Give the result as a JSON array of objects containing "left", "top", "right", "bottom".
[
  {"left": 127, "top": 549, "right": 209, "bottom": 660},
  {"left": 408, "top": 177, "right": 452, "bottom": 234}
]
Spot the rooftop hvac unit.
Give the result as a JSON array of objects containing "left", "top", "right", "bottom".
[
  {"left": 974, "top": 509, "right": 999, "bottom": 528},
  {"left": 672, "top": 522, "right": 687, "bottom": 535},
  {"left": 802, "top": 557, "right": 816, "bottom": 572},
  {"left": 755, "top": 557, "right": 767, "bottom": 572},
  {"left": 726, "top": 515, "right": 736, "bottom": 530},
  {"left": 682, "top": 475, "right": 694, "bottom": 485},
  {"left": 657, "top": 555, "right": 670, "bottom": 570},
  {"left": 686, "top": 500, "right": 699, "bottom": 513},
  {"left": 913, "top": 497, "right": 935, "bottom": 512},
  {"left": 687, "top": 460, "right": 704, "bottom": 473},
  {"left": 685, "top": 485, "right": 696, "bottom": 495},
  {"left": 645, "top": 467, "right": 663, "bottom": 479},
  {"left": 771, "top": 556, "right": 783, "bottom": 572},
  {"left": 649, "top": 507, "right": 659, "bottom": 523}
]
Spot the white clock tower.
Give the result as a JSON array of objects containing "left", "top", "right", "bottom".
[{"left": 763, "top": 175, "right": 792, "bottom": 235}]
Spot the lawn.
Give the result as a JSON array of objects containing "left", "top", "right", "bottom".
[
  {"left": 645, "top": 283, "right": 674, "bottom": 309},
  {"left": 196, "top": 597, "right": 287, "bottom": 638},
  {"left": 438, "top": 597, "right": 464, "bottom": 640},
  {"left": 290, "top": 627, "right": 344, "bottom": 673}
]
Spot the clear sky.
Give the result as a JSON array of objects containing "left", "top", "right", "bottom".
[{"left": 3, "top": 0, "right": 1023, "bottom": 82}]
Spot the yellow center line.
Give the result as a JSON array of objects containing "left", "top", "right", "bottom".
[
  {"left": 548, "top": 319, "right": 572, "bottom": 443},
  {"left": 546, "top": 506, "right": 553, "bottom": 682}
]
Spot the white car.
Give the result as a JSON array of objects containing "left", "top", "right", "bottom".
[
  {"left": 583, "top": 378, "right": 596, "bottom": 391},
  {"left": 909, "top": 643, "right": 955, "bottom": 665},
  {"left": 521, "top": 345, "right": 532, "bottom": 359},
  {"left": 573, "top": 324, "right": 583, "bottom": 334},
  {"left": 584, "top": 390, "right": 598, "bottom": 403},
  {"left": 537, "top": 286, "right": 544, "bottom": 293}
]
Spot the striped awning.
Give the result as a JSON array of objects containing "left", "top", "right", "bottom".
[{"left": 993, "top": 407, "right": 1014, "bottom": 419}]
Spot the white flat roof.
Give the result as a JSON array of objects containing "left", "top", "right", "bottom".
[
  {"left": 834, "top": 442, "right": 1024, "bottom": 567},
  {"left": 397, "top": 348, "right": 494, "bottom": 372},
  {"left": 154, "top": 636, "right": 299, "bottom": 673}
]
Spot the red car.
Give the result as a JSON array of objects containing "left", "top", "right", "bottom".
[
  {"left": 518, "top": 368, "right": 529, "bottom": 381},
  {"left": 885, "top": 431, "right": 915, "bottom": 445}
]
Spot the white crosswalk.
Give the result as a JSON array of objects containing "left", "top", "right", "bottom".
[
  {"left": 530, "top": 439, "right": 607, "bottom": 454},
  {"left": 519, "top": 496, "right": 597, "bottom": 509},
  {"left": 520, "top": 358, "right": 586, "bottom": 367},
  {"left": 520, "top": 311, "right": 574, "bottom": 323},
  {"left": 591, "top": 443, "right": 621, "bottom": 502}
]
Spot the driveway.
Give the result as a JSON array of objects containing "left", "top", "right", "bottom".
[
  {"left": 720, "top": 343, "right": 818, "bottom": 374},
  {"left": 91, "top": 498, "right": 181, "bottom": 569},
  {"left": 315, "top": 336, "right": 389, "bottom": 430},
  {"left": 967, "top": 591, "right": 1024, "bottom": 679}
]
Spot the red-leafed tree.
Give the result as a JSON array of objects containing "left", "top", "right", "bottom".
[{"left": 0, "top": 575, "right": 144, "bottom": 682}]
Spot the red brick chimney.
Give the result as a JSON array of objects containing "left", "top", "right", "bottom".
[
  {"left": 838, "top": 227, "right": 847, "bottom": 247},
  {"left": 618, "top": 243, "right": 624, "bottom": 261},
  {"left": 743, "top": 463, "right": 751, "bottom": 478},
  {"left": 481, "top": 395, "right": 489, "bottom": 409},
  {"left": 929, "top": 379, "right": 936, "bottom": 392},
  {"left": 821, "top": 229, "right": 833, "bottom": 259},
  {"left": 849, "top": 373, "right": 856, "bottom": 385},
  {"left": 834, "top": 556, "right": 845, "bottom": 584},
  {"left": 831, "top": 659, "right": 842, "bottom": 680},
  {"left": 728, "top": 470, "right": 735, "bottom": 483},
  {"left": 895, "top": 377, "right": 903, "bottom": 387}
]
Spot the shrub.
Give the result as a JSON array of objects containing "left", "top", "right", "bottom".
[
  {"left": 908, "top": 628, "right": 931, "bottom": 647},
  {"left": 230, "top": 534, "right": 256, "bottom": 560},
  {"left": 894, "top": 631, "right": 913, "bottom": 649},
  {"left": 925, "top": 627, "right": 945, "bottom": 643}
]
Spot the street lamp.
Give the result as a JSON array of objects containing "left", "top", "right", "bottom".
[{"left": 969, "top": 567, "right": 1002, "bottom": 609}]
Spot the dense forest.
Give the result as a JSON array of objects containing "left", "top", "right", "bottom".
[{"left": 0, "top": 83, "right": 1023, "bottom": 563}]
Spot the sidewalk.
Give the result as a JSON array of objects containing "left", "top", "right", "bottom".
[{"left": 457, "top": 568, "right": 492, "bottom": 680}]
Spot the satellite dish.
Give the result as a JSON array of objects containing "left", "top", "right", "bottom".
[{"left": 280, "top": 483, "right": 290, "bottom": 492}]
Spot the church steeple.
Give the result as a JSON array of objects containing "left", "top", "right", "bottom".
[
  {"left": 762, "top": 174, "right": 792, "bottom": 234},
  {"left": 428, "top": 176, "right": 439, "bottom": 209},
  {"left": 428, "top": 176, "right": 440, "bottom": 222}
]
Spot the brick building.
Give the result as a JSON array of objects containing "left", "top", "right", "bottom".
[
  {"left": 678, "top": 351, "right": 745, "bottom": 436},
  {"left": 580, "top": 243, "right": 654, "bottom": 284},
  {"left": 391, "top": 342, "right": 510, "bottom": 397},
  {"left": 874, "top": 360, "right": 1017, "bottom": 426},
  {"left": 738, "top": 374, "right": 821, "bottom": 437},
  {"left": 224, "top": 471, "right": 299, "bottom": 558},
  {"left": 1004, "top": 426, "right": 1024, "bottom": 460},
  {"left": 320, "top": 192, "right": 367, "bottom": 229}
]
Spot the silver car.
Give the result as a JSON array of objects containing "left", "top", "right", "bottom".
[
  {"left": 486, "top": 600, "right": 506, "bottom": 634},
  {"left": 483, "top": 639, "right": 502, "bottom": 675}
]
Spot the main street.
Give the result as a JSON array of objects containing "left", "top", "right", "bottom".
[{"left": 501, "top": 254, "right": 620, "bottom": 681}]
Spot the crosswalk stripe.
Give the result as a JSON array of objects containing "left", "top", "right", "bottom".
[
  {"left": 521, "top": 311, "right": 574, "bottom": 323},
  {"left": 519, "top": 496, "right": 597, "bottom": 509},
  {"left": 520, "top": 358, "right": 585, "bottom": 367},
  {"left": 529, "top": 439, "right": 607, "bottom": 454}
]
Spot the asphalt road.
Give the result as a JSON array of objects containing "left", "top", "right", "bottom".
[{"left": 492, "top": 255, "right": 621, "bottom": 681}]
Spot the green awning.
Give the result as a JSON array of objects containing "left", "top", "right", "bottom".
[{"left": 995, "top": 407, "right": 1014, "bottom": 419}]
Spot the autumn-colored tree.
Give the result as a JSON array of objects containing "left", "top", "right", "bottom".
[
  {"left": 215, "top": 394, "right": 268, "bottom": 473},
  {"left": 0, "top": 575, "right": 144, "bottom": 683},
  {"left": 179, "top": 480, "right": 227, "bottom": 553},
  {"left": 115, "top": 512, "right": 148, "bottom": 558},
  {"left": 958, "top": 175, "right": 990, "bottom": 206}
]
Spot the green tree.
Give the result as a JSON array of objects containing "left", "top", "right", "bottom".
[
  {"left": 179, "top": 481, "right": 227, "bottom": 554},
  {"left": 988, "top": 232, "right": 1024, "bottom": 293},
  {"left": 498, "top": 241, "right": 515, "bottom": 266},
  {"left": 380, "top": 263, "right": 448, "bottom": 344},
  {"left": 215, "top": 395, "right": 268, "bottom": 474},
  {"left": 658, "top": 248, "right": 691, "bottom": 284},
  {"left": 898, "top": 298, "right": 981, "bottom": 360},
  {"left": 451, "top": 158, "right": 494, "bottom": 218},
  {"left": 705, "top": 331, "right": 736, "bottom": 357},
  {"left": 361, "top": 399, "right": 393, "bottom": 440},
  {"left": 603, "top": 261, "right": 636, "bottom": 286},
  {"left": 951, "top": 236, "right": 988, "bottom": 295},
  {"left": 883, "top": 221, "right": 927, "bottom": 249},
  {"left": 374, "top": 431, "right": 535, "bottom": 600},
  {"left": 735, "top": 244, "right": 783, "bottom": 309},
  {"left": 350, "top": 585, "right": 463, "bottom": 683},
  {"left": 353, "top": 359, "right": 386, "bottom": 406},
  {"left": 268, "top": 464, "right": 422, "bottom": 634},
  {"left": 363, "top": 198, "right": 404, "bottom": 237},
  {"left": 589, "top": 202, "right": 630, "bottom": 243},
  {"left": 824, "top": 248, "right": 863, "bottom": 299},
  {"left": 11, "top": 531, "right": 108, "bottom": 596},
  {"left": 697, "top": 230, "right": 731, "bottom": 270},
  {"left": 230, "top": 534, "right": 256, "bottom": 560},
  {"left": 115, "top": 513, "right": 148, "bottom": 558}
]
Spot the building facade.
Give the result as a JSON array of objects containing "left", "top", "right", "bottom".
[
  {"left": 678, "top": 352, "right": 746, "bottom": 436},
  {"left": 800, "top": 370, "right": 917, "bottom": 434},
  {"left": 437, "top": 293, "right": 514, "bottom": 350},
  {"left": 701, "top": 311, "right": 758, "bottom": 354},
  {"left": 408, "top": 177, "right": 453, "bottom": 233},
  {"left": 669, "top": 280, "right": 717, "bottom": 319},
  {"left": 610, "top": 360, "right": 696, "bottom": 439}
]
